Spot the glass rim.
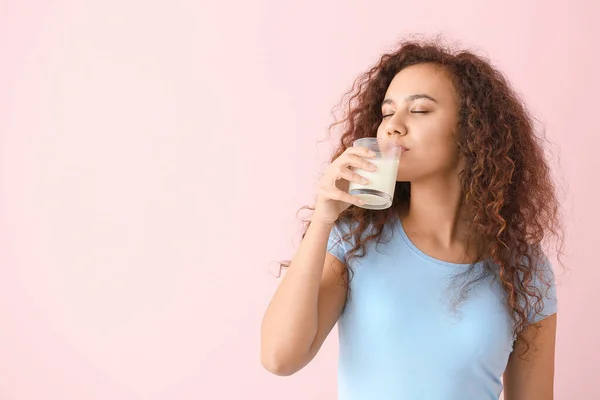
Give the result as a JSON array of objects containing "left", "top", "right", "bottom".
[
  {"left": 352, "top": 137, "right": 402, "bottom": 152},
  {"left": 353, "top": 137, "right": 401, "bottom": 145}
]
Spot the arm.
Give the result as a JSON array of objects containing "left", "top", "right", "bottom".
[
  {"left": 503, "top": 313, "right": 557, "bottom": 400},
  {"left": 260, "top": 220, "right": 348, "bottom": 376}
]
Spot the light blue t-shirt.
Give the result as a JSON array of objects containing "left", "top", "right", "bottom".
[{"left": 326, "top": 218, "right": 557, "bottom": 400}]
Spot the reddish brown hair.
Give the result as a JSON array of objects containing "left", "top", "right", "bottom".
[{"left": 280, "top": 37, "right": 564, "bottom": 359}]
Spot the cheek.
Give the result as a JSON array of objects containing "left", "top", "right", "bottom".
[
  {"left": 410, "top": 125, "right": 455, "bottom": 155},
  {"left": 397, "top": 135, "right": 460, "bottom": 180},
  {"left": 427, "top": 133, "right": 457, "bottom": 153},
  {"left": 423, "top": 137, "right": 460, "bottom": 167}
]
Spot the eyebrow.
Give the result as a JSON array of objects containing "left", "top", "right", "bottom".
[{"left": 382, "top": 94, "right": 438, "bottom": 106}]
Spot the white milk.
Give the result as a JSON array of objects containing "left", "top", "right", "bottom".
[{"left": 348, "top": 157, "right": 400, "bottom": 209}]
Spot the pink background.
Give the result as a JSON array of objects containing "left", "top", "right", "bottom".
[{"left": 0, "top": 1, "right": 597, "bottom": 399}]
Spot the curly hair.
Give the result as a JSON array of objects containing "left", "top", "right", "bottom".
[{"left": 279, "top": 37, "right": 564, "bottom": 360}]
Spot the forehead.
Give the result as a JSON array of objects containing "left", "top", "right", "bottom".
[{"left": 384, "top": 63, "right": 457, "bottom": 103}]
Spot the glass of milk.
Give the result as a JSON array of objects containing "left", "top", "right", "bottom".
[{"left": 348, "top": 137, "right": 401, "bottom": 210}]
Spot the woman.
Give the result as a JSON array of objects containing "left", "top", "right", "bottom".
[{"left": 260, "top": 38, "right": 563, "bottom": 400}]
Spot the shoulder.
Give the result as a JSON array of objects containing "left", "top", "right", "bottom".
[
  {"left": 330, "top": 217, "right": 397, "bottom": 245},
  {"left": 327, "top": 217, "right": 399, "bottom": 262}
]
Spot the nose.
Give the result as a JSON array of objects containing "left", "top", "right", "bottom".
[
  {"left": 386, "top": 125, "right": 407, "bottom": 139},
  {"left": 384, "top": 114, "right": 407, "bottom": 137},
  {"left": 387, "top": 128, "right": 406, "bottom": 137}
]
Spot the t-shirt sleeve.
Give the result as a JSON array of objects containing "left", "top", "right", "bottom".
[
  {"left": 527, "top": 252, "right": 558, "bottom": 324},
  {"left": 327, "top": 221, "right": 349, "bottom": 265}
]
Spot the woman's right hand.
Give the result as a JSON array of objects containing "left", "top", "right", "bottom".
[{"left": 312, "top": 146, "right": 378, "bottom": 225}]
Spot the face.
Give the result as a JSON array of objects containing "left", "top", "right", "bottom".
[{"left": 376, "top": 63, "right": 462, "bottom": 182}]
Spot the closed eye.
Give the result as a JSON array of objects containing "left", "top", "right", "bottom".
[{"left": 382, "top": 111, "right": 430, "bottom": 118}]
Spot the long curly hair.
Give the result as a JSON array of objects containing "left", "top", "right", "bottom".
[{"left": 279, "top": 37, "right": 564, "bottom": 360}]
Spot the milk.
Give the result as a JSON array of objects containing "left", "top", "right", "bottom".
[{"left": 348, "top": 157, "right": 400, "bottom": 209}]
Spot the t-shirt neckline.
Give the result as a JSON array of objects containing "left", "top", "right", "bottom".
[{"left": 395, "top": 218, "right": 483, "bottom": 268}]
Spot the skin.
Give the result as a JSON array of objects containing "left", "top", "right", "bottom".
[
  {"left": 378, "top": 63, "right": 557, "bottom": 398},
  {"left": 376, "top": 63, "right": 474, "bottom": 263},
  {"left": 262, "top": 63, "right": 556, "bottom": 399}
]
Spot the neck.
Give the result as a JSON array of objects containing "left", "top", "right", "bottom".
[{"left": 401, "top": 173, "right": 472, "bottom": 248}]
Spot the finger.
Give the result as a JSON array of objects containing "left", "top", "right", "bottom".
[
  {"left": 322, "top": 187, "right": 365, "bottom": 207},
  {"left": 339, "top": 154, "right": 378, "bottom": 172},
  {"left": 336, "top": 167, "right": 370, "bottom": 185},
  {"left": 345, "top": 146, "right": 377, "bottom": 158}
]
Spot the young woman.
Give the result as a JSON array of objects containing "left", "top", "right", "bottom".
[{"left": 260, "top": 38, "right": 563, "bottom": 400}]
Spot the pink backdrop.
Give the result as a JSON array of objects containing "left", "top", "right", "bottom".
[{"left": 0, "top": 0, "right": 597, "bottom": 399}]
